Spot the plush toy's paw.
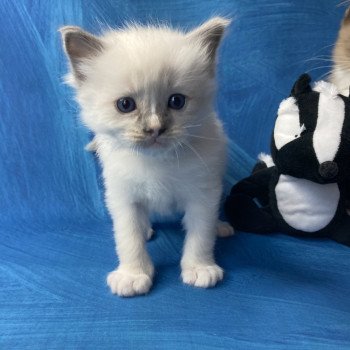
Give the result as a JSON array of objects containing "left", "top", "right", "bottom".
[
  {"left": 181, "top": 264, "right": 223, "bottom": 288},
  {"left": 146, "top": 227, "right": 155, "bottom": 240},
  {"left": 225, "top": 193, "right": 277, "bottom": 233},
  {"left": 216, "top": 220, "right": 234, "bottom": 237},
  {"left": 107, "top": 268, "right": 153, "bottom": 297}
]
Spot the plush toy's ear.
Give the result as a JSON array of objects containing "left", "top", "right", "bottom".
[{"left": 291, "top": 74, "right": 312, "bottom": 97}]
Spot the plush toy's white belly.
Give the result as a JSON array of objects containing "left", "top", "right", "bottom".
[{"left": 275, "top": 175, "right": 340, "bottom": 232}]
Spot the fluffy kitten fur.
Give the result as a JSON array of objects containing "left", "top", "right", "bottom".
[
  {"left": 332, "top": 7, "right": 350, "bottom": 95},
  {"left": 332, "top": 7, "right": 350, "bottom": 215},
  {"left": 60, "top": 18, "right": 233, "bottom": 297}
]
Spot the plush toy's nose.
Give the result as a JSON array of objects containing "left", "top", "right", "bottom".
[{"left": 319, "top": 161, "right": 338, "bottom": 180}]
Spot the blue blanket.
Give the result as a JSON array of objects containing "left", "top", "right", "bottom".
[{"left": 1, "top": 1, "right": 350, "bottom": 349}]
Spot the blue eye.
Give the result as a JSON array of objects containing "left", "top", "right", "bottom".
[
  {"left": 116, "top": 97, "right": 136, "bottom": 113},
  {"left": 168, "top": 94, "right": 186, "bottom": 110}
]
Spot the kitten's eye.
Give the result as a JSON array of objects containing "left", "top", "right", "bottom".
[
  {"left": 116, "top": 97, "right": 136, "bottom": 113},
  {"left": 168, "top": 94, "right": 186, "bottom": 110}
]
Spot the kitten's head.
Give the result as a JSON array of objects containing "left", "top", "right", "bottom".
[{"left": 60, "top": 18, "right": 230, "bottom": 154}]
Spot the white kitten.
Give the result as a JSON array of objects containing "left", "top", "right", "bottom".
[{"left": 60, "top": 18, "right": 233, "bottom": 297}]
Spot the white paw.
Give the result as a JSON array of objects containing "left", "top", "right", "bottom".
[
  {"left": 107, "top": 268, "right": 153, "bottom": 297},
  {"left": 146, "top": 227, "right": 154, "bottom": 240},
  {"left": 216, "top": 220, "right": 234, "bottom": 237},
  {"left": 181, "top": 264, "right": 224, "bottom": 288}
]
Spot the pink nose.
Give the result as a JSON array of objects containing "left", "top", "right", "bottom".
[{"left": 143, "top": 127, "right": 167, "bottom": 138}]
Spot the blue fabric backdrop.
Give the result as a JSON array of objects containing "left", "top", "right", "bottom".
[{"left": 1, "top": 1, "right": 350, "bottom": 349}]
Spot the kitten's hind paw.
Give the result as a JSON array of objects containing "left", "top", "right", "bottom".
[
  {"left": 107, "top": 268, "right": 153, "bottom": 297},
  {"left": 216, "top": 220, "right": 234, "bottom": 237},
  {"left": 181, "top": 264, "right": 223, "bottom": 288}
]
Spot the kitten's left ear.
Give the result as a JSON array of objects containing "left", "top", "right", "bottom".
[{"left": 187, "top": 17, "right": 231, "bottom": 66}]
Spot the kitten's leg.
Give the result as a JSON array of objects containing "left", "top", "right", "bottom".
[
  {"left": 181, "top": 197, "right": 223, "bottom": 288},
  {"left": 107, "top": 204, "right": 154, "bottom": 297},
  {"left": 216, "top": 220, "right": 234, "bottom": 237}
]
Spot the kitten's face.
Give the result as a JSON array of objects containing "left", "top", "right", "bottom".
[{"left": 61, "top": 19, "right": 230, "bottom": 154}]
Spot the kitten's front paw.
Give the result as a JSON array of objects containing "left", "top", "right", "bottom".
[
  {"left": 107, "top": 268, "right": 153, "bottom": 297},
  {"left": 216, "top": 220, "right": 234, "bottom": 237},
  {"left": 181, "top": 264, "right": 223, "bottom": 288}
]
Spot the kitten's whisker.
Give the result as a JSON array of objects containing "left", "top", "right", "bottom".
[
  {"left": 296, "top": 55, "right": 334, "bottom": 66},
  {"left": 178, "top": 141, "right": 184, "bottom": 150},
  {"left": 311, "top": 43, "right": 336, "bottom": 53},
  {"left": 132, "top": 144, "right": 136, "bottom": 157},
  {"left": 173, "top": 143, "right": 180, "bottom": 169},
  {"left": 318, "top": 69, "right": 334, "bottom": 79},
  {"left": 171, "top": 138, "right": 185, "bottom": 151},
  {"left": 306, "top": 65, "right": 335, "bottom": 73},
  {"left": 337, "top": 0, "right": 350, "bottom": 7},
  {"left": 185, "top": 133, "right": 220, "bottom": 141},
  {"left": 182, "top": 124, "right": 202, "bottom": 129},
  {"left": 304, "top": 58, "right": 334, "bottom": 63},
  {"left": 181, "top": 140, "right": 209, "bottom": 172}
]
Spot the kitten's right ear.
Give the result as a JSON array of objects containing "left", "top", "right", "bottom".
[{"left": 59, "top": 26, "right": 104, "bottom": 82}]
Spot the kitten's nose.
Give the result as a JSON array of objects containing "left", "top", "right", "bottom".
[{"left": 143, "top": 127, "right": 167, "bottom": 138}]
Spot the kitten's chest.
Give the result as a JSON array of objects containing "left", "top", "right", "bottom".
[
  {"left": 100, "top": 144, "right": 211, "bottom": 214},
  {"left": 136, "top": 166, "right": 184, "bottom": 214}
]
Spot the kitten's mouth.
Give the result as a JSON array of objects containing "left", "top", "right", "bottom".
[{"left": 139, "top": 137, "right": 166, "bottom": 149}]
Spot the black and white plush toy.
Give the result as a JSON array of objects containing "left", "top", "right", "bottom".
[{"left": 225, "top": 74, "right": 350, "bottom": 246}]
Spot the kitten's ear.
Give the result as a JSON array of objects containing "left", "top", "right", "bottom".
[
  {"left": 187, "top": 17, "right": 231, "bottom": 66},
  {"left": 343, "top": 7, "right": 350, "bottom": 25},
  {"left": 59, "top": 26, "right": 104, "bottom": 82}
]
